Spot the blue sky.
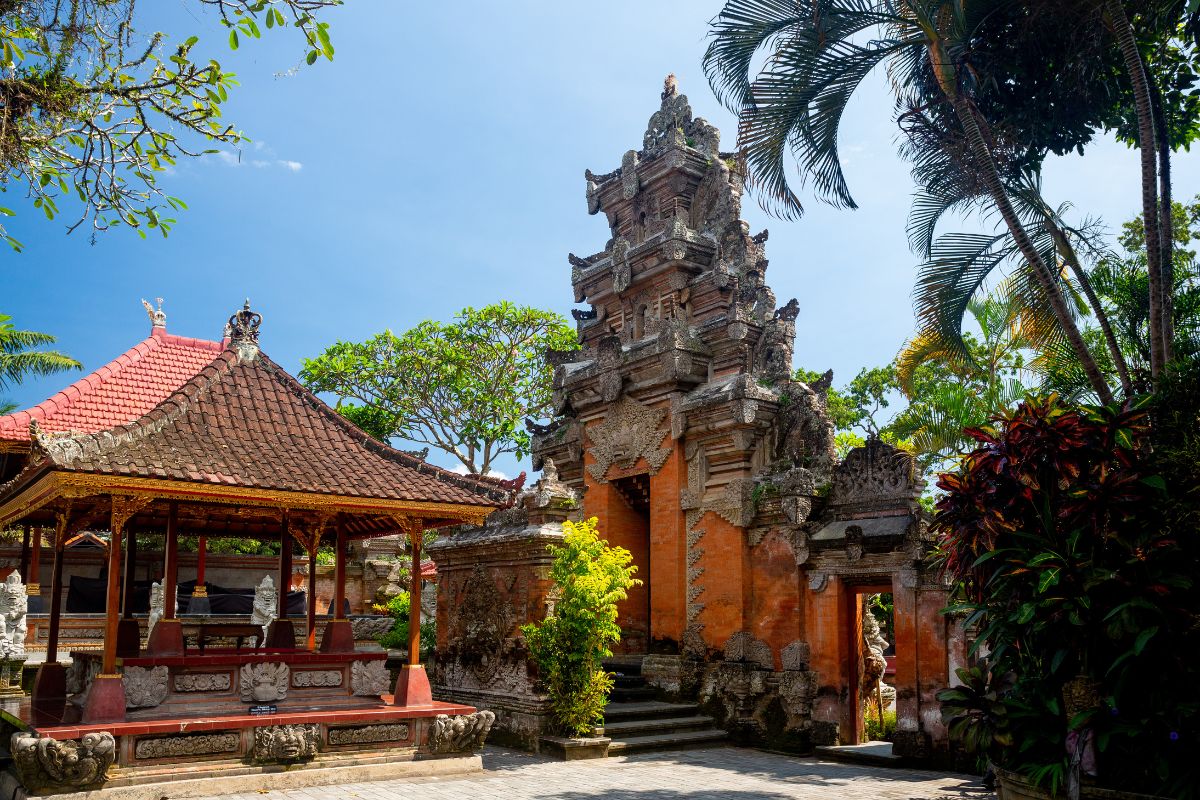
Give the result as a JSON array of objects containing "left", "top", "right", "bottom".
[{"left": 3, "top": 1, "right": 1197, "bottom": 479}]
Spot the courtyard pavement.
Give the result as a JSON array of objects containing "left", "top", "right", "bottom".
[{"left": 212, "top": 746, "right": 995, "bottom": 800}]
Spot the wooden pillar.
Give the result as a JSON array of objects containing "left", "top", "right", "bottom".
[
  {"left": 392, "top": 520, "right": 432, "bottom": 706},
  {"left": 306, "top": 543, "right": 318, "bottom": 651},
  {"left": 146, "top": 502, "right": 183, "bottom": 656},
  {"left": 190, "top": 534, "right": 211, "bottom": 614},
  {"left": 319, "top": 515, "right": 354, "bottom": 652},
  {"left": 121, "top": 522, "right": 138, "bottom": 617},
  {"left": 32, "top": 509, "right": 71, "bottom": 714},
  {"left": 115, "top": 516, "right": 141, "bottom": 658},
  {"left": 84, "top": 496, "right": 143, "bottom": 722},
  {"left": 265, "top": 521, "right": 297, "bottom": 649},
  {"left": 28, "top": 526, "right": 42, "bottom": 599},
  {"left": 18, "top": 525, "right": 29, "bottom": 584}
]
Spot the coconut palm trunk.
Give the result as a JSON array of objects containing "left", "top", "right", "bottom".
[
  {"left": 1148, "top": 77, "right": 1174, "bottom": 360},
  {"left": 942, "top": 89, "right": 1113, "bottom": 402},
  {"left": 1106, "top": 0, "right": 1168, "bottom": 378}
]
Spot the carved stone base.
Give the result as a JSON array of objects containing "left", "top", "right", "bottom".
[
  {"left": 393, "top": 664, "right": 432, "bottom": 706},
  {"left": 82, "top": 674, "right": 126, "bottom": 723},
  {"left": 539, "top": 735, "right": 611, "bottom": 760}
]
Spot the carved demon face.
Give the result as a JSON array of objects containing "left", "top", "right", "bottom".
[{"left": 252, "top": 724, "right": 318, "bottom": 763}]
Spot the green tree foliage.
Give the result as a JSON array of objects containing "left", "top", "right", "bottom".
[
  {"left": 934, "top": 394, "right": 1197, "bottom": 796},
  {"left": 0, "top": 313, "right": 79, "bottom": 413},
  {"left": 301, "top": 302, "right": 577, "bottom": 475},
  {"left": 376, "top": 590, "right": 435, "bottom": 655},
  {"left": 0, "top": 0, "right": 340, "bottom": 250},
  {"left": 521, "top": 518, "right": 641, "bottom": 737}
]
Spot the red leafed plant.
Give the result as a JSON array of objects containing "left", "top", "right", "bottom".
[{"left": 933, "top": 393, "right": 1197, "bottom": 798}]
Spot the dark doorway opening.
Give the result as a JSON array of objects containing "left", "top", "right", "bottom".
[{"left": 612, "top": 474, "right": 651, "bottom": 653}]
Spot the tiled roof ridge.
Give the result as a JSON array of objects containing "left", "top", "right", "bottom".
[
  {"left": 252, "top": 354, "right": 518, "bottom": 506},
  {"left": 29, "top": 346, "right": 516, "bottom": 507},
  {"left": 0, "top": 327, "right": 225, "bottom": 442}
]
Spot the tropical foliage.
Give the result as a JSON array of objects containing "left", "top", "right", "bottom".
[
  {"left": 521, "top": 518, "right": 641, "bottom": 737},
  {"left": 300, "top": 302, "right": 578, "bottom": 474},
  {"left": 933, "top": 393, "right": 1198, "bottom": 797},
  {"left": 376, "top": 590, "right": 435, "bottom": 655},
  {"left": 0, "top": 0, "right": 340, "bottom": 250},
  {"left": 0, "top": 313, "right": 79, "bottom": 413}
]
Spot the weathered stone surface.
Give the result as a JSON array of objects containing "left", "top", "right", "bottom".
[
  {"left": 328, "top": 723, "right": 411, "bottom": 746},
  {"left": 124, "top": 665, "right": 169, "bottom": 708},
  {"left": 350, "top": 660, "right": 390, "bottom": 697},
  {"left": 11, "top": 732, "right": 115, "bottom": 793},
  {"left": 250, "top": 724, "right": 319, "bottom": 763},
  {"left": 428, "top": 710, "right": 495, "bottom": 754},
  {"left": 175, "top": 672, "right": 231, "bottom": 692},
  {"left": 293, "top": 669, "right": 342, "bottom": 688},
  {"left": 0, "top": 572, "right": 27, "bottom": 658},
  {"left": 240, "top": 662, "right": 289, "bottom": 703},
  {"left": 135, "top": 733, "right": 240, "bottom": 760}
]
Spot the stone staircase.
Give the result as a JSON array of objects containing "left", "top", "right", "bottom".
[{"left": 603, "top": 660, "right": 726, "bottom": 754}]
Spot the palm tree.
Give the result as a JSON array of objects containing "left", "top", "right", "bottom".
[
  {"left": 704, "top": 0, "right": 1114, "bottom": 401},
  {"left": 0, "top": 314, "right": 81, "bottom": 412}
]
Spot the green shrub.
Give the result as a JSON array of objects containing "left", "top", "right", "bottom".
[
  {"left": 864, "top": 708, "right": 896, "bottom": 742},
  {"left": 376, "top": 591, "right": 435, "bottom": 654},
  {"left": 521, "top": 517, "right": 641, "bottom": 737}
]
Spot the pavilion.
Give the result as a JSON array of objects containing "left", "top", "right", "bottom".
[{"left": 0, "top": 301, "right": 516, "bottom": 794}]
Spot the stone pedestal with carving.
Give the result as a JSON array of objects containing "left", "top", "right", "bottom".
[{"left": 428, "top": 471, "right": 578, "bottom": 750}]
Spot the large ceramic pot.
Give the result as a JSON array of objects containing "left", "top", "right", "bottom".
[{"left": 994, "top": 766, "right": 1168, "bottom": 800}]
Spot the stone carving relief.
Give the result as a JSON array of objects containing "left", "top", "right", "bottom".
[
  {"left": 329, "top": 723, "right": 411, "bottom": 746},
  {"left": 11, "top": 732, "right": 116, "bottom": 793},
  {"left": 611, "top": 236, "right": 632, "bottom": 293},
  {"left": 427, "top": 710, "right": 495, "bottom": 754},
  {"left": 845, "top": 524, "right": 864, "bottom": 561},
  {"left": 830, "top": 438, "right": 920, "bottom": 509},
  {"left": 124, "top": 665, "right": 169, "bottom": 708},
  {"left": 251, "top": 575, "right": 278, "bottom": 642},
  {"left": 0, "top": 571, "right": 27, "bottom": 658},
  {"left": 642, "top": 74, "right": 719, "bottom": 158},
  {"left": 724, "top": 632, "right": 774, "bottom": 671},
  {"left": 175, "top": 673, "right": 231, "bottom": 692},
  {"left": 585, "top": 396, "right": 672, "bottom": 483},
  {"left": 621, "top": 150, "right": 640, "bottom": 199},
  {"left": 351, "top": 616, "right": 394, "bottom": 640},
  {"left": 250, "top": 724, "right": 319, "bottom": 763},
  {"left": 293, "top": 670, "right": 342, "bottom": 689},
  {"left": 772, "top": 382, "right": 837, "bottom": 482},
  {"left": 351, "top": 660, "right": 391, "bottom": 697},
  {"left": 66, "top": 656, "right": 101, "bottom": 699},
  {"left": 135, "top": 733, "right": 239, "bottom": 760},
  {"left": 781, "top": 640, "right": 811, "bottom": 672},
  {"left": 686, "top": 527, "right": 706, "bottom": 629},
  {"left": 240, "top": 662, "right": 289, "bottom": 703},
  {"left": 451, "top": 565, "right": 512, "bottom": 680}
]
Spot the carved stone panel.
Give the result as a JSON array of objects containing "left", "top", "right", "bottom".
[
  {"left": 328, "top": 723, "right": 411, "bottom": 746},
  {"left": 427, "top": 710, "right": 495, "bottom": 754},
  {"left": 124, "top": 665, "right": 169, "bottom": 709},
  {"left": 350, "top": 660, "right": 390, "bottom": 697},
  {"left": 293, "top": 670, "right": 342, "bottom": 688},
  {"left": 175, "top": 673, "right": 231, "bottom": 693},
  {"left": 240, "top": 662, "right": 289, "bottom": 703},
  {"left": 135, "top": 733, "right": 240, "bottom": 760},
  {"left": 11, "top": 732, "right": 116, "bottom": 793},
  {"left": 586, "top": 397, "right": 672, "bottom": 483},
  {"left": 250, "top": 724, "right": 319, "bottom": 763}
]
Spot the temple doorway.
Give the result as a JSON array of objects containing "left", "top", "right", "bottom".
[
  {"left": 611, "top": 474, "right": 651, "bottom": 654},
  {"left": 845, "top": 582, "right": 896, "bottom": 745}
]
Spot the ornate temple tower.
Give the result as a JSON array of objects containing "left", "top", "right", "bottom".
[{"left": 528, "top": 77, "right": 962, "bottom": 756}]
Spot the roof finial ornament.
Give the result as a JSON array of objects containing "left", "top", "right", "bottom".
[
  {"left": 227, "top": 299, "right": 263, "bottom": 361},
  {"left": 141, "top": 297, "right": 166, "bottom": 329}
]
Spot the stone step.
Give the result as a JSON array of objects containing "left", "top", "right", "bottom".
[
  {"left": 603, "top": 701, "right": 699, "bottom": 721},
  {"left": 602, "top": 657, "right": 643, "bottom": 676},
  {"left": 814, "top": 741, "right": 903, "bottom": 767},
  {"left": 612, "top": 674, "right": 645, "bottom": 689},
  {"left": 610, "top": 685, "right": 657, "bottom": 701},
  {"left": 602, "top": 715, "right": 716, "bottom": 738},
  {"left": 606, "top": 728, "right": 727, "bottom": 755}
]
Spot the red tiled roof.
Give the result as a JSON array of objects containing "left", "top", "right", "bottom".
[
  {"left": 15, "top": 345, "right": 511, "bottom": 508},
  {"left": 0, "top": 327, "right": 225, "bottom": 443}
]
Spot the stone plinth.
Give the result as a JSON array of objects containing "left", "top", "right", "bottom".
[{"left": 429, "top": 471, "right": 578, "bottom": 750}]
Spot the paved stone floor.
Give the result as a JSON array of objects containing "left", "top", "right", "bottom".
[{"left": 215, "top": 747, "right": 995, "bottom": 800}]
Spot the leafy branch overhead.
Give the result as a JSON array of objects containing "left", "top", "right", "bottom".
[
  {"left": 0, "top": 0, "right": 340, "bottom": 251},
  {"left": 300, "top": 302, "right": 579, "bottom": 475}
]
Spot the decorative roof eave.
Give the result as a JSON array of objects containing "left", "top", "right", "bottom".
[{"left": 0, "top": 470, "right": 497, "bottom": 531}]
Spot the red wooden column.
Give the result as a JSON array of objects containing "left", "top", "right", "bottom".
[
  {"left": 32, "top": 508, "right": 71, "bottom": 716},
  {"left": 305, "top": 543, "right": 318, "bottom": 651},
  {"left": 319, "top": 515, "right": 354, "bottom": 651},
  {"left": 393, "top": 519, "right": 432, "bottom": 706},
  {"left": 265, "top": 518, "right": 296, "bottom": 648},
  {"left": 84, "top": 495, "right": 146, "bottom": 723},
  {"left": 27, "top": 525, "right": 42, "bottom": 604},
  {"left": 146, "top": 502, "right": 184, "bottom": 655}
]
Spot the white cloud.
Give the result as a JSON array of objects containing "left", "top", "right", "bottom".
[
  {"left": 211, "top": 148, "right": 302, "bottom": 172},
  {"left": 450, "top": 464, "right": 509, "bottom": 480},
  {"left": 278, "top": 160, "right": 303, "bottom": 172}
]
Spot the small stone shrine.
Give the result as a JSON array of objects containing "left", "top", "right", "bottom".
[{"left": 433, "top": 77, "right": 965, "bottom": 760}]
